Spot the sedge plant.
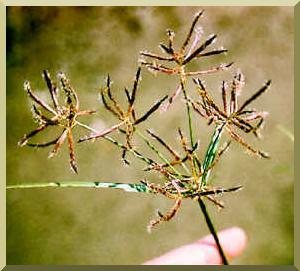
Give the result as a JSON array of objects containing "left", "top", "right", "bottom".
[{"left": 7, "top": 10, "right": 271, "bottom": 265}]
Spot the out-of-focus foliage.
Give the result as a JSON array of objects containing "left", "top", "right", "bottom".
[{"left": 7, "top": 6, "right": 293, "bottom": 264}]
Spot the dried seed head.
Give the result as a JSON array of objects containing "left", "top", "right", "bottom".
[
  {"left": 140, "top": 8, "right": 230, "bottom": 94},
  {"left": 19, "top": 70, "right": 95, "bottom": 173}
]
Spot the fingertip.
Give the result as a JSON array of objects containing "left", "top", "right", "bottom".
[
  {"left": 143, "top": 244, "right": 207, "bottom": 265},
  {"left": 199, "top": 226, "right": 247, "bottom": 263},
  {"left": 142, "top": 227, "right": 247, "bottom": 265},
  {"left": 219, "top": 227, "right": 247, "bottom": 258},
  {"left": 226, "top": 227, "right": 248, "bottom": 257}
]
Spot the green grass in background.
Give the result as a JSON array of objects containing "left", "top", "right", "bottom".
[{"left": 6, "top": 6, "right": 293, "bottom": 264}]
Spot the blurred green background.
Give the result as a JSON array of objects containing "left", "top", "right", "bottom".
[{"left": 6, "top": 6, "right": 293, "bottom": 264}]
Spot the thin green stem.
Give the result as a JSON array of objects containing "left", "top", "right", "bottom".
[
  {"left": 136, "top": 129, "right": 183, "bottom": 178},
  {"left": 198, "top": 197, "right": 229, "bottom": 265},
  {"left": 178, "top": 74, "right": 228, "bottom": 265},
  {"left": 181, "top": 159, "right": 191, "bottom": 176},
  {"left": 6, "top": 181, "right": 152, "bottom": 193},
  {"left": 180, "top": 72, "right": 201, "bottom": 177},
  {"left": 76, "top": 121, "right": 154, "bottom": 165},
  {"left": 76, "top": 121, "right": 98, "bottom": 133},
  {"left": 104, "top": 134, "right": 154, "bottom": 165},
  {"left": 77, "top": 120, "right": 191, "bottom": 176},
  {"left": 181, "top": 79, "right": 194, "bottom": 148},
  {"left": 198, "top": 123, "right": 228, "bottom": 265}
]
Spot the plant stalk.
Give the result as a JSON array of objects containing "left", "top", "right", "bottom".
[
  {"left": 179, "top": 70, "right": 228, "bottom": 265},
  {"left": 199, "top": 124, "right": 228, "bottom": 264},
  {"left": 198, "top": 197, "right": 229, "bottom": 265}
]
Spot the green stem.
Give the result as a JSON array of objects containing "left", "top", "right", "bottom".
[
  {"left": 76, "top": 121, "right": 154, "bottom": 166},
  {"left": 199, "top": 123, "right": 228, "bottom": 265},
  {"left": 104, "top": 134, "right": 154, "bottom": 165},
  {"left": 181, "top": 80, "right": 194, "bottom": 148},
  {"left": 136, "top": 129, "right": 183, "bottom": 178},
  {"left": 180, "top": 74, "right": 201, "bottom": 176},
  {"left": 6, "top": 181, "right": 152, "bottom": 193},
  {"left": 178, "top": 74, "right": 228, "bottom": 265},
  {"left": 182, "top": 87, "right": 194, "bottom": 147}
]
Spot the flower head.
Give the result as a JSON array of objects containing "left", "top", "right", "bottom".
[
  {"left": 190, "top": 72, "right": 271, "bottom": 158},
  {"left": 18, "top": 70, "right": 96, "bottom": 173},
  {"left": 78, "top": 67, "right": 168, "bottom": 164},
  {"left": 139, "top": 10, "right": 233, "bottom": 110}
]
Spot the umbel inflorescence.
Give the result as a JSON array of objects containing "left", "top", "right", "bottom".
[
  {"left": 18, "top": 70, "right": 96, "bottom": 173},
  {"left": 10, "top": 9, "right": 271, "bottom": 265}
]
